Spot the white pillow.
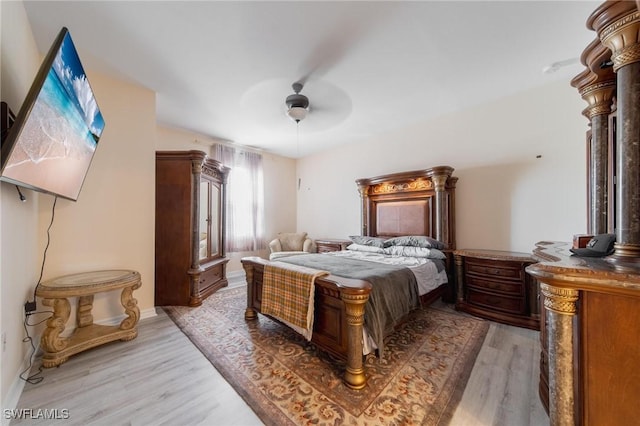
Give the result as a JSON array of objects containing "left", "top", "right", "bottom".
[
  {"left": 384, "top": 245, "right": 446, "bottom": 259},
  {"left": 347, "top": 243, "right": 385, "bottom": 254}
]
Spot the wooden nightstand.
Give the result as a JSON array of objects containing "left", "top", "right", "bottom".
[
  {"left": 454, "top": 249, "right": 539, "bottom": 330},
  {"left": 315, "top": 239, "right": 351, "bottom": 253}
]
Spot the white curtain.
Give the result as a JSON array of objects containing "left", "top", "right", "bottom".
[{"left": 213, "top": 144, "right": 265, "bottom": 252}]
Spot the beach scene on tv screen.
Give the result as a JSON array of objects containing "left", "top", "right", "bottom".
[{"left": 3, "top": 30, "right": 105, "bottom": 200}]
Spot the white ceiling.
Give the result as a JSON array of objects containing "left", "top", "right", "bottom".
[{"left": 23, "top": 1, "right": 600, "bottom": 158}]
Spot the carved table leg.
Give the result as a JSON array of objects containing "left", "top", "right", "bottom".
[
  {"left": 41, "top": 297, "right": 71, "bottom": 367},
  {"left": 119, "top": 284, "right": 140, "bottom": 337},
  {"left": 77, "top": 295, "right": 94, "bottom": 327},
  {"left": 341, "top": 290, "right": 370, "bottom": 390}
]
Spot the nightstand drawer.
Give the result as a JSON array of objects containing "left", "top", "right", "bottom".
[
  {"left": 318, "top": 243, "right": 342, "bottom": 253},
  {"left": 316, "top": 239, "right": 351, "bottom": 253},
  {"left": 467, "top": 288, "right": 526, "bottom": 315},
  {"left": 466, "top": 275, "right": 524, "bottom": 296},
  {"left": 465, "top": 260, "right": 524, "bottom": 281}
]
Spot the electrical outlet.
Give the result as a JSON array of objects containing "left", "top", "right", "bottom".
[
  {"left": 24, "top": 300, "right": 36, "bottom": 314},
  {"left": 2, "top": 332, "right": 6, "bottom": 352}
]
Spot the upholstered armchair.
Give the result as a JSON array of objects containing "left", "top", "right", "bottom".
[{"left": 268, "top": 232, "right": 316, "bottom": 260}]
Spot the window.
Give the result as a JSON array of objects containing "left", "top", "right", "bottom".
[{"left": 213, "top": 144, "right": 265, "bottom": 252}]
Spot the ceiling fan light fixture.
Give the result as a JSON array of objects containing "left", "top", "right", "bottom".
[
  {"left": 287, "top": 106, "right": 308, "bottom": 123},
  {"left": 285, "top": 83, "right": 310, "bottom": 123}
]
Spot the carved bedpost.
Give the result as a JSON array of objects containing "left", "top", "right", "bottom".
[
  {"left": 431, "top": 174, "right": 448, "bottom": 245},
  {"left": 340, "top": 289, "right": 370, "bottom": 390},
  {"left": 428, "top": 166, "right": 455, "bottom": 249},
  {"left": 242, "top": 260, "right": 258, "bottom": 320},
  {"left": 357, "top": 183, "right": 369, "bottom": 236},
  {"left": 454, "top": 253, "right": 465, "bottom": 306}
]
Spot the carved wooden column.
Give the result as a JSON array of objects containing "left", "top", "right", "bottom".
[
  {"left": 428, "top": 166, "right": 454, "bottom": 248},
  {"left": 571, "top": 40, "right": 616, "bottom": 235},
  {"left": 219, "top": 168, "right": 228, "bottom": 258},
  {"left": 590, "top": 3, "right": 640, "bottom": 262},
  {"left": 432, "top": 174, "right": 448, "bottom": 244},
  {"left": 188, "top": 158, "right": 204, "bottom": 302},
  {"left": 585, "top": 85, "right": 614, "bottom": 234},
  {"left": 540, "top": 283, "right": 580, "bottom": 426},
  {"left": 357, "top": 183, "right": 369, "bottom": 236}
]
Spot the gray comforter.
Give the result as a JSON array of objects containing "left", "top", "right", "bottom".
[{"left": 279, "top": 253, "right": 420, "bottom": 358}]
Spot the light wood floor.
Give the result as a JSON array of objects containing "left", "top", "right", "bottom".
[{"left": 12, "top": 285, "right": 549, "bottom": 426}]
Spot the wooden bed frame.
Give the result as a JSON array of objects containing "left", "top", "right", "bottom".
[{"left": 241, "top": 166, "right": 457, "bottom": 389}]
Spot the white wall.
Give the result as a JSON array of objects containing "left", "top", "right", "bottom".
[
  {"left": 1, "top": 1, "right": 156, "bottom": 411},
  {"left": 37, "top": 70, "right": 156, "bottom": 319},
  {"left": 156, "top": 125, "right": 218, "bottom": 152},
  {"left": 297, "top": 79, "right": 587, "bottom": 253},
  {"left": 156, "top": 125, "right": 297, "bottom": 272},
  {"left": 1, "top": 0, "right": 48, "bottom": 411}
]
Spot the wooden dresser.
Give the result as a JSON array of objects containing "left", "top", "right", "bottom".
[
  {"left": 454, "top": 249, "right": 539, "bottom": 329},
  {"left": 315, "top": 239, "right": 351, "bottom": 253},
  {"left": 536, "top": 2, "right": 640, "bottom": 424},
  {"left": 528, "top": 242, "right": 640, "bottom": 426},
  {"left": 155, "top": 151, "right": 230, "bottom": 306}
]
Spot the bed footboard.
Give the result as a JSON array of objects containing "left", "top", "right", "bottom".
[{"left": 241, "top": 256, "right": 372, "bottom": 389}]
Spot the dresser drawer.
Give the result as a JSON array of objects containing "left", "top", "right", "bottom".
[
  {"left": 467, "top": 288, "right": 526, "bottom": 315},
  {"left": 466, "top": 275, "right": 524, "bottom": 296},
  {"left": 465, "top": 260, "right": 524, "bottom": 281},
  {"left": 199, "top": 264, "right": 223, "bottom": 291}
]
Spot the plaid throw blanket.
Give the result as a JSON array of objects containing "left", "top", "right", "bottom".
[{"left": 261, "top": 261, "right": 329, "bottom": 341}]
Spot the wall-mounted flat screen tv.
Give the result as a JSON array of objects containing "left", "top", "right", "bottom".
[{"left": 0, "top": 27, "right": 105, "bottom": 201}]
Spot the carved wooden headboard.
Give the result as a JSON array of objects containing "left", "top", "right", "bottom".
[{"left": 356, "top": 167, "right": 457, "bottom": 250}]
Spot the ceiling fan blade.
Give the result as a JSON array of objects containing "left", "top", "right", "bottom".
[{"left": 295, "top": 6, "right": 390, "bottom": 84}]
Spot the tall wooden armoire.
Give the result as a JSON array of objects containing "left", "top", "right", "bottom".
[{"left": 155, "top": 150, "right": 230, "bottom": 306}]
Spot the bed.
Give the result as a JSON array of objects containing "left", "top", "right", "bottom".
[{"left": 241, "top": 166, "right": 457, "bottom": 389}]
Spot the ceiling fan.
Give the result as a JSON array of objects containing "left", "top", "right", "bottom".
[
  {"left": 285, "top": 82, "right": 310, "bottom": 123},
  {"left": 241, "top": 9, "right": 386, "bottom": 135}
]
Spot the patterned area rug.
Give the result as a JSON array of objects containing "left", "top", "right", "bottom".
[{"left": 164, "top": 286, "right": 489, "bottom": 426}]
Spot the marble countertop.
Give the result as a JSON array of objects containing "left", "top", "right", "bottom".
[{"left": 526, "top": 241, "right": 640, "bottom": 295}]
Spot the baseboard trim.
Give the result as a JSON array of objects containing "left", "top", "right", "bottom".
[{"left": 95, "top": 306, "right": 157, "bottom": 327}]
